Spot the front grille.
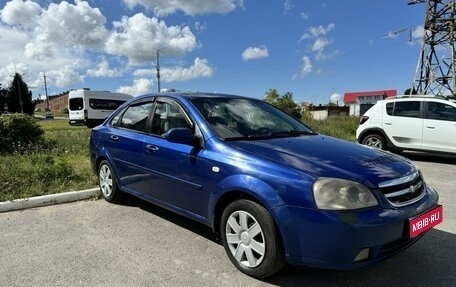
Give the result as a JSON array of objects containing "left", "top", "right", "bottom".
[{"left": 378, "top": 171, "right": 425, "bottom": 207}]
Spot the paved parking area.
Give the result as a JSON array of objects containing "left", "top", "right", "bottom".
[{"left": 1, "top": 152, "right": 455, "bottom": 286}]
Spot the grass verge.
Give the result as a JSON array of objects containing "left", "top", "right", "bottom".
[{"left": 0, "top": 119, "right": 97, "bottom": 202}]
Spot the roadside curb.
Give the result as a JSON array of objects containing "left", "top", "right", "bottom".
[{"left": 0, "top": 188, "right": 100, "bottom": 213}]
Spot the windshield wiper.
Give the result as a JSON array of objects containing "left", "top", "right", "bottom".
[
  {"left": 269, "top": 130, "right": 317, "bottom": 137},
  {"left": 224, "top": 130, "right": 316, "bottom": 141}
]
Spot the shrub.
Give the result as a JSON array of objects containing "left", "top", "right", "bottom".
[{"left": 0, "top": 114, "right": 44, "bottom": 154}]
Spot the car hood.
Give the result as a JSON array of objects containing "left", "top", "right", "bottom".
[{"left": 227, "top": 135, "right": 416, "bottom": 188}]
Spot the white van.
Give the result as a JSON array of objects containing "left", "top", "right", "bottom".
[{"left": 68, "top": 89, "right": 133, "bottom": 128}]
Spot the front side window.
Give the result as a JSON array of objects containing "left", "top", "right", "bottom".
[
  {"left": 150, "top": 101, "right": 191, "bottom": 136},
  {"left": 392, "top": 101, "right": 421, "bottom": 118},
  {"left": 117, "top": 102, "right": 153, "bottom": 132},
  {"left": 428, "top": 102, "right": 456, "bottom": 121}
]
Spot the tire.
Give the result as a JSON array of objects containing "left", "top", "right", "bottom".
[
  {"left": 220, "top": 199, "right": 286, "bottom": 278},
  {"left": 98, "top": 160, "right": 122, "bottom": 203},
  {"left": 362, "top": 134, "right": 386, "bottom": 150}
]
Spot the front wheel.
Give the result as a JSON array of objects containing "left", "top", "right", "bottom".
[
  {"left": 220, "top": 200, "right": 286, "bottom": 278},
  {"left": 98, "top": 160, "right": 122, "bottom": 203},
  {"left": 362, "top": 134, "right": 386, "bottom": 150}
]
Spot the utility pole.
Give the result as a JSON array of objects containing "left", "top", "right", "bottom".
[
  {"left": 43, "top": 72, "right": 49, "bottom": 111},
  {"left": 409, "top": 0, "right": 456, "bottom": 95},
  {"left": 16, "top": 73, "right": 24, "bottom": 113},
  {"left": 156, "top": 50, "right": 161, "bottom": 93}
]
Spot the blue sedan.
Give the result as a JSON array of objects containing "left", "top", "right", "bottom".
[{"left": 90, "top": 92, "right": 441, "bottom": 278}]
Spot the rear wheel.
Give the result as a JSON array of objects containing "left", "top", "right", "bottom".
[
  {"left": 98, "top": 160, "right": 122, "bottom": 203},
  {"left": 220, "top": 199, "right": 286, "bottom": 278},
  {"left": 362, "top": 134, "right": 386, "bottom": 150}
]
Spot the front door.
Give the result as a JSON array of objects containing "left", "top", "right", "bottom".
[{"left": 142, "top": 98, "right": 207, "bottom": 218}]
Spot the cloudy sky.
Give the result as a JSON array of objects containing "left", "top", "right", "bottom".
[{"left": 0, "top": 0, "right": 427, "bottom": 103}]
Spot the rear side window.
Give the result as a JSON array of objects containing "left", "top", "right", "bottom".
[
  {"left": 118, "top": 102, "right": 153, "bottom": 132},
  {"left": 388, "top": 101, "right": 421, "bottom": 118},
  {"left": 427, "top": 102, "right": 456, "bottom": 121},
  {"left": 89, "top": 99, "right": 126, "bottom": 110}
]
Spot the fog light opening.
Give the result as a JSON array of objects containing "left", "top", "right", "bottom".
[{"left": 354, "top": 248, "right": 370, "bottom": 262}]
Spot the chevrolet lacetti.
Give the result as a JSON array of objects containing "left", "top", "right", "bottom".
[{"left": 89, "top": 92, "right": 442, "bottom": 278}]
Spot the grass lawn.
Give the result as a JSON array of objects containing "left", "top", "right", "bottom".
[{"left": 0, "top": 119, "right": 97, "bottom": 202}]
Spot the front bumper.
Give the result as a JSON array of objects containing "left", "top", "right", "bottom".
[{"left": 278, "top": 185, "right": 439, "bottom": 269}]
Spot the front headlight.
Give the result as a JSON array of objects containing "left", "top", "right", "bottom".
[{"left": 313, "top": 178, "right": 378, "bottom": 210}]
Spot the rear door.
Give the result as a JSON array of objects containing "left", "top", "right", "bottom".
[
  {"left": 103, "top": 100, "right": 153, "bottom": 193},
  {"left": 422, "top": 101, "right": 456, "bottom": 153},
  {"left": 382, "top": 100, "right": 423, "bottom": 149}
]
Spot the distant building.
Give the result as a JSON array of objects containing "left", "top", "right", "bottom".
[
  {"left": 309, "top": 105, "right": 349, "bottom": 120},
  {"left": 344, "top": 89, "right": 396, "bottom": 116},
  {"left": 35, "top": 92, "right": 69, "bottom": 112},
  {"left": 299, "top": 103, "right": 349, "bottom": 120}
]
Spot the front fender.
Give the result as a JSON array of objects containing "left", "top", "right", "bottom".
[{"left": 208, "top": 174, "right": 302, "bottom": 261}]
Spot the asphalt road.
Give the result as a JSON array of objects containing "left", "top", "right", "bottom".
[{"left": 1, "top": 152, "right": 455, "bottom": 287}]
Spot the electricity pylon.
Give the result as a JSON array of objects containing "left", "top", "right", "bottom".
[{"left": 409, "top": 0, "right": 456, "bottom": 96}]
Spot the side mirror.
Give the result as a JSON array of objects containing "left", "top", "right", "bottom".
[{"left": 164, "top": 128, "right": 195, "bottom": 146}]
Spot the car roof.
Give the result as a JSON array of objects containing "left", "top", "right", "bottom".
[
  {"left": 134, "top": 92, "right": 255, "bottom": 101},
  {"left": 381, "top": 95, "right": 456, "bottom": 104},
  {"left": 385, "top": 95, "right": 450, "bottom": 100}
]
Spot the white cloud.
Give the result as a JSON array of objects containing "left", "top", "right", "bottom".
[
  {"left": 300, "top": 11, "right": 311, "bottom": 19},
  {"left": 0, "top": 0, "right": 109, "bottom": 87},
  {"left": 32, "top": 0, "right": 108, "bottom": 50},
  {"left": 412, "top": 25, "right": 424, "bottom": 41},
  {"left": 122, "top": 0, "right": 242, "bottom": 16},
  {"left": 45, "top": 64, "right": 85, "bottom": 87},
  {"left": 329, "top": 93, "right": 343, "bottom": 105},
  {"left": 86, "top": 59, "right": 123, "bottom": 78},
  {"left": 116, "top": 78, "right": 153, "bottom": 96},
  {"left": 299, "top": 23, "right": 337, "bottom": 62},
  {"left": 300, "top": 23, "right": 335, "bottom": 41},
  {"left": 241, "top": 46, "right": 269, "bottom": 61},
  {"left": 133, "top": 68, "right": 155, "bottom": 78},
  {"left": 0, "top": 26, "right": 28, "bottom": 64},
  {"left": 301, "top": 56, "right": 313, "bottom": 75},
  {"left": 105, "top": 13, "right": 197, "bottom": 65},
  {"left": 161, "top": 57, "right": 214, "bottom": 82},
  {"left": 292, "top": 55, "right": 314, "bottom": 80},
  {"left": 1, "top": 0, "right": 41, "bottom": 29},
  {"left": 284, "top": 0, "right": 294, "bottom": 14},
  {"left": 312, "top": 38, "right": 330, "bottom": 52},
  {"left": 0, "top": 1, "right": 210, "bottom": 94},
  {"left": 194, "top": 21, "right": 207, "bottom": 34}
]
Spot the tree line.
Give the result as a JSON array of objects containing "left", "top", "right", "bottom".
[{"left": 0, "top": 73, "right": 34, "bottom": 115}]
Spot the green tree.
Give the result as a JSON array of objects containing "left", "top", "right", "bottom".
[
  {"left": 264, "top": 89, "right": 302, "bottom": 118},
  {"left": 6, "top": 73, "right": 34, "bottom": 115},
  {"left": 0, "top": 83, "right": 7, "bottom": 113},
  {"left": 404, "top": 87, "right": 417, "bottom": 95}
]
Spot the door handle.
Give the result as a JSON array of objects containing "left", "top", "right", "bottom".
[
  {"left": 426, "top": 125, "right": 435, "bottom": 129},
  {"left": 146, "top": 145, "right": 159, "bottom": 153},
  {"left": 384, "top": 122, "right": 392, "bottom": 126},
  {"left": 110, "top": 135, "right": 119, "bottom": 141}
]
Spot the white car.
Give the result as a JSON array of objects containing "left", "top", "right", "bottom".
[{"left": 356, "top": 95, "right": 456, "bottom": 154}]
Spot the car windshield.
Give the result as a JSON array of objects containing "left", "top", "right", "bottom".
[{"left": 190, "top": 97, "right": 316, "bottom": 140}]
